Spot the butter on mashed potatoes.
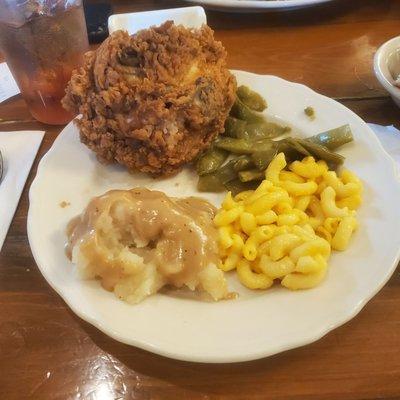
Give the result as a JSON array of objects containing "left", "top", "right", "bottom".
[{"left": 66, "top": 188, "right": 228, "bottom": 304}]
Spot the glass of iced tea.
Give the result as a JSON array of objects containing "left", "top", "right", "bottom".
[{"left": 0, "top": 0, "right": 89, "bottom": 125}]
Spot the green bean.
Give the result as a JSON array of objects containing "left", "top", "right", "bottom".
[
  {"left": 238, "top": 169, "right": 265, "bottom": 182},
  {"left": 225, "top": 117, "right": 290, "bottom": 141},
  {"left": 245, "top": 122, "right": 291, "bottom": 140},
  {"left": 281, "top": 138, "right": 311, "bottom": 157},
  {"left": 237, "top": 85, "right": 267, "bottom": 112},
  {"left": 199, "top": 77, "right": 354, "bottom": 194},
  {"left": 264, "top": 138, "right": 309, "bottom": 164},
  {"left": 247, "top": 139, "right": 276, "bottom": 153},
  {"left": 306, "top": 124, "right": 353, "bottom": 150},
  {"left": 196, "top": 148, "right": 228, "bottom": 176},
  {"left": 296, "top": 138, "right": 345, "bottom": 168},
  {"left": 224, "top": 117, "right": 248, "bottom": 138},
  {"left": 198, "top": 155, "right": 256, "bottom": 191},
  {"left": 197, "top": 174, "right": 226, "bottom": 192},
  {"left": 215, "top": 138, "right": 254, "bottom": 154},
  {"left": 230, "top": 98, "right": 265, "bottom": 124},
  {"left": 251, "top": 146, "right": 278, "bottom": 171},
  {"left": 224, "top": 179, "right": 259, "bottom": 196},
  {"left": 232, "top": 155, "right": 253, "bottom": 172},
  {"left": 198, "top": 157, "right": 240, "bottom": 192},
  {"left": 215, "top": 137, "right": 275, "bottom": 154},
  {"left": 214, "top": 159, "right": 240, "bottom": 184}
]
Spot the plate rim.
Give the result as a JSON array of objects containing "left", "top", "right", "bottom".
[
  {"left": 181, "top": 0, "right": 335, "bottom": 10},
  {"left": 28, "top": 71, "right": 400, "bottom": 363}
]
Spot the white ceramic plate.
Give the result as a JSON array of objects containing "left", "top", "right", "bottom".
[
  {"left": 181, "top": 0, "right": 335, "bottom": 12},
  {"left": 28, "top": 71, "right": 400, "bottom": 363}
]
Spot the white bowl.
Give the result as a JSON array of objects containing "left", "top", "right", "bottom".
[
  {"left": 108, "top": 6, "right": 206, "bottom": 35},
  {"left": 374, "top": 36, "right": 400, "bottom": 107}
]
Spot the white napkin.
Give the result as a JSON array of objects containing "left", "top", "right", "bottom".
[
  {"left": 0, "top": 131, "right": 44, "bottom": 251},
  {"left": 368, "top": 123, "right": 400, "bottom": 166},
  {"left": 0, "top": 62, "right": 20, "bottom": 103}
]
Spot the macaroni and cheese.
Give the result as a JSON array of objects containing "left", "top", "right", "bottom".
[{"left": 214, "top": 153, "right": 363, "bottom": 291}]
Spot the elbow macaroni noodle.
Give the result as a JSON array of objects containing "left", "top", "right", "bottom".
[{"left": 214, "top": 153, "right": 363, "bottom": 291}]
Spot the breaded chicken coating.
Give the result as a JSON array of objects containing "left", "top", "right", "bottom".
[{"left": 63, "top": 22, "right": 236, "bottom": 175}]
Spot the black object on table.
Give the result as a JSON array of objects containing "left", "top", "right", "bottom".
[{"left": 83, "top": 2, "right": 113, "bottom": 43}]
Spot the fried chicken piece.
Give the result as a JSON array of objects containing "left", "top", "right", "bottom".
[{"left": 63, "top": 22, "right": 236, "bottom": 175}]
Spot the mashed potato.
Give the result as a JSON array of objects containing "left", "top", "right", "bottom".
[{"left": 66, "top": 188, "right": 228, "bottom": 304}]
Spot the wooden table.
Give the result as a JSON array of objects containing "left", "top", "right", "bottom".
[{"left": 1, "top": 0, "right": 400, "bottom": 398}]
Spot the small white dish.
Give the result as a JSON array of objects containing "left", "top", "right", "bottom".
[
  {"left": 28, "top": 71, "right": 400, "bottom": 363},
  {"left": 108, "top": 6, "right": 207, "bottom": 35},
  {"left": 374, "top": 36, "right": 400, "bottom": 107}
]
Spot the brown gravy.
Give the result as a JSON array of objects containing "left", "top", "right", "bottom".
[{"left": 66, "top": 188, "right": 220, "bottom": 292}]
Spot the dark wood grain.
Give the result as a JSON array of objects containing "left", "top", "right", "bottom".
[
  {"left": 105, "top": 0, "right": 400, "bottom": 99},
  {"left": 1, "top": 1, "right": 400, "bottom": 399}
]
